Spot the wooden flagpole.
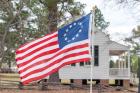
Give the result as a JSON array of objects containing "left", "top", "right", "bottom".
[{"left": 90, "top": 6, "right": 96, "bottom": 93}]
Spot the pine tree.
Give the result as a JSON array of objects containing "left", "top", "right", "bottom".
[{"left": 94, "top": 6, "right": 109, "bottom": 30}]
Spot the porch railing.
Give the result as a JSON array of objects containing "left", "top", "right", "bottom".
[{"left": 109, "top": 68, "right": 129, "bottom": 77}]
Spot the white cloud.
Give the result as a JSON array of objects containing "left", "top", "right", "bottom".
[
  {"left": 107, "top": 26, "right": 133, "bottom": 40},
  {"left": 76, "top": 0, "right": 139, "bottom": 43}
]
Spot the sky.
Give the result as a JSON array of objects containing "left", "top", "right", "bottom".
[{"left": 76, "top": 0, "right": 139, "bottom": 44}]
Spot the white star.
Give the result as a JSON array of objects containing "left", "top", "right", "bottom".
[
  {"left": 76, "top": 34, "right": 79, "bottom": 37},
  {"left": 65, "top": 37, "right": 68, "bottom": 41},
  {"left": 63, "top": 33, "right": 66, "bottom": 37},
  {"left": 74, "top": 23, "right": 76, "bottom": 26},
  {"left": 78, "top": 22, "right": 82, "bottom": 25},
  {"left": 79, "top": 29, "right": 82, "bottom": 32},
  {"left": 66, "top": 29, "right": 69, "bottom": 32},
  {"left": 69, "top": 25, "right": 72, "bottom": 28},
  {"left": 72, "top": 37, "right": 75, "bottom": 40}
]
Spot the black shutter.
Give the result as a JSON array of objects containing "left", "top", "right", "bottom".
[
  {"left": 94, "top": 45, "right": 99, "bottom": 66},
  {"left": 80, "top": 62, "right": 84, "bottom": 66},
  {"left": 71, "top": 63, "right": 76, "bottom": 66}
]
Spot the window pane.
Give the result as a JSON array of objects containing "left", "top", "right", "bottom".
[{"left": 85, "top": 61, "right": 91, "bottom": 65}]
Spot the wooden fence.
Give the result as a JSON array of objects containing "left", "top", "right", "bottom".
[{"left": 0, "top": 73, "right": 137, "bottom": 93}]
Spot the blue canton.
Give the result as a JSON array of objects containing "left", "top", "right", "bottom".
[{"left": 58, "top": 13, "right": 91, "bottom": 49}]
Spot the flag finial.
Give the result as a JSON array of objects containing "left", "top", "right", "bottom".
[{"left": 92, "top": 5, "right": 96, "bottom": 12}]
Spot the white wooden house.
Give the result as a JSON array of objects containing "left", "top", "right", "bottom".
[{"left": 59, "top": 30, "right": 130, "bottom": 88}]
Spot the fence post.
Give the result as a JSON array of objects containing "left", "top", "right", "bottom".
[
  {"left": 18, "top": 82, "right": 23, "bottom": 90},
  {"left": 38, "top": 79, "right": 48, "bottom": 90}
]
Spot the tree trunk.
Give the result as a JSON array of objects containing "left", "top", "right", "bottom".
[
  {"left": 47, "top": 2, "right": 60, "bottom": 83},
  {"left": 0, "top": 0, "right": 15, "bottom": 69},
  {"left": 47, "top": 5, "right": 58, "bottom": 33}
]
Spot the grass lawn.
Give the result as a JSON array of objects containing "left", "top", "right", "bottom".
[
  {"left": 0, "top": 89, "right": 136, "bottom": 93},
  {"left": 0, "top": 73, "right": 138, "bottom": 93},
  {"left": 0, "top": 89, "right": 89, "bottom": 93}
]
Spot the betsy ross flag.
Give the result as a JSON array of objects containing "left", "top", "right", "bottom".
[{"left": 16, "top": 13, "right": 91, "bottom": 85}]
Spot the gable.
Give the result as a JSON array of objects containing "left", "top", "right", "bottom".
[{"left": 93, "top": 31, "right": 110, "bottom": 45}]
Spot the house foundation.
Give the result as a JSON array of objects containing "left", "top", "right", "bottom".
[
  {"left": 73, "top": 79, "right": 82, "bottom": 85},
  {"left": 123, "top": 80, "right": 130, "bottom": 88},
  {"left": 100, "top": 79, "right": 109, "bottom": 86},
  {"left": 71, "top": 79, "right": 130, "bottom": 88}
]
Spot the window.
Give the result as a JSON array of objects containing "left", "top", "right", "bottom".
[
  {"left": 80, "top": 62, "right": 84, "bottom": 66},
  {"left": 85, "top": 61, "right": 91, "bottom": 65},
  {"left": 94, "top": 45, "right": 99, "bottom": 66},
  {"left": 71, "top": 63, "right": 76, "bottom": 66},
  {"left": 79, "top": 61, "right": 91, "bottom": 66}
]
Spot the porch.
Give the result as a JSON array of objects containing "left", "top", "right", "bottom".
[{"left": 109, "top": 49, "right": 130, "bottom": 79}]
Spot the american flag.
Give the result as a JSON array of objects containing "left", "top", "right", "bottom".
[{"left": 16, "top": 13, "right": 91, "bottom": 85}]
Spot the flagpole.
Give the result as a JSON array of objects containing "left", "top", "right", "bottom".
[{"left": 90, "top": 6, "right": 95, "bottom": 93}]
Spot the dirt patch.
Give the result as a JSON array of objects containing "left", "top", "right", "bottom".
[
  {"left": 0, "top": 89, "right": 88, "bottom": 93},
  {"left": 0, "top": 88, "right": 137, "bottom": 93}
]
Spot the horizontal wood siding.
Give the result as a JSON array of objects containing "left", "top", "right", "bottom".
[{"left": 59, "top": 31, "right": 110, "bottom": 79}]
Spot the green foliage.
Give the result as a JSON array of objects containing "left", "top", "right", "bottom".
[
  {"left": 125, "top": 25, "right": 140, "bottom": 73},
  {"left": 125, "top": 25, "right": 140, "bottom": 51},
  {"left": 0, "top": 0, "right": 86, "bottom": 68},
  {"left": 0, "top": 0, "right": 109, "bottom": 69},
  {"left": 110, "top": 60, "right": 116, "bottom": 68},
  {"left": 131, "top": 55, "right": 138, "bottom": 73},
  {"left": 94, "top": 6, "right": 109, "bottom": 30}
]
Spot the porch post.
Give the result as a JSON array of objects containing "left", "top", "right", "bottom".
[
  {"left": 118, "top": 56, "right": 121, "bottom": 68},
  {"left": 128, "top": 50, "right": 131, "bottom": 77},
  {"left": 124, "top": 60, "right": 126, "bottom": 68}
]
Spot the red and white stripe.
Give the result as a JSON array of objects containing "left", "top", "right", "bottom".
[{"left": 16, "top": 31, "right": 90, "bottom": 85}]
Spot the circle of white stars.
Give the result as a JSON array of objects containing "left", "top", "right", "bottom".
[{"left": 63, "top": 22, "right": 83, "bottom": 43}]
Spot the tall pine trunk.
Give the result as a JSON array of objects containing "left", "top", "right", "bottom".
[{"left": 47, "top": 2, "right": 60, "bottom": 83}]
